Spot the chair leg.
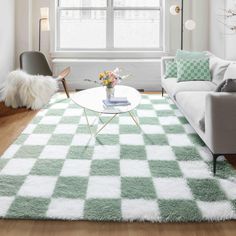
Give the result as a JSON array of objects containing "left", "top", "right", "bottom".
[{"left": 61, "top": 79, "right": 70, "bottom": 98}]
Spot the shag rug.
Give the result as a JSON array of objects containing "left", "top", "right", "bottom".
[{"left": 0, "top": 94, "right": 235, "bottom": 222}]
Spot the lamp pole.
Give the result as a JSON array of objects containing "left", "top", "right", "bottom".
[{"left": 181, "top": 0, "right": 184, "bottom": 50}]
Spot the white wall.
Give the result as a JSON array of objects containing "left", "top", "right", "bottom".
[
  {"left": 210, "top": 0, "right": 236, "bottom": 60},
  {"left": 0, "top": 0, "right": 15, "bottom": 85}
]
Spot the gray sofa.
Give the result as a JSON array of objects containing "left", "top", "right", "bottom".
[{"left": 161, "top": 55, "right": 236, "bottom": 174}]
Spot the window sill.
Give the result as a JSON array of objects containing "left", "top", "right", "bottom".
[{"left": 50, "top": 50, "right": 168, "bottom": 59}]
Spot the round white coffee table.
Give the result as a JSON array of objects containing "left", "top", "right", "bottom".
[{"left": 71, "top": 85, "right": 141, "bottom": 136}]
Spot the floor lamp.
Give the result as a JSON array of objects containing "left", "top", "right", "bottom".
[
  {"left": 39, "top": 7, "right": 50, "bottom": 52},
  {"left": 170, "top": 0, "right": 196, "bottom": 50}
]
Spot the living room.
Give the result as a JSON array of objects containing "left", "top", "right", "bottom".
[{"left": 0, "top": 0, "right": 236, "bottom": 235}]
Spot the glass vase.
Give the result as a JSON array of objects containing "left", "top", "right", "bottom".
[{"left": 106, "top": 86, "right": 115, "bottom": 101}]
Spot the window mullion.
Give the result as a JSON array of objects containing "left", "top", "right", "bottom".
[{"left": 107, "top": 0, "right": 114, "bottom": 49}]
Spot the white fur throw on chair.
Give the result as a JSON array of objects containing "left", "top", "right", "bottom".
[{"left": 2, "top": 70, "right": 58, "bottom": 110}]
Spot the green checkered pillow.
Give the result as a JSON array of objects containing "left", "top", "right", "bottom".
[
  {"left": 177, "top": 58, "right": 212, "bottom": 82},
  {"left": 165, "top": 60, "right": 177, "bottom": 78}
]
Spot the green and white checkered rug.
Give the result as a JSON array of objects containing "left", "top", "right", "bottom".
[{"left": 0, "top": 94, "right": 236, "bottom": 222}]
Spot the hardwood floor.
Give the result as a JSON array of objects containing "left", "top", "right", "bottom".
[{"left": 0, "top": 100, "right": 235, "bottom": 236}]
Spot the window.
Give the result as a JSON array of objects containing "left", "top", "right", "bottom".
[{"left": 57, "top": 0, "right": 163, "bottom": 51}]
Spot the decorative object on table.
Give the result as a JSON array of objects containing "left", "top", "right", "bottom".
[
  {"left": 170, "top": 0, "right": 196, "bottom": 49},
  {"left": 20, "top": 51, "right": 70, "bottom": 98},
  {"left": 39, "top": 7, "right": 50, "bottom": 51},
  {"left": 103, "top": 97, "right": 131, "bottom": 107},
  {"left": 84, "top": 68, "right": 131, "bottom": 101}
]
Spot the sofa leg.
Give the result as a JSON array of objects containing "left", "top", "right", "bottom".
[
  {"left": 213, "top": 154, "right": 220, "bottom": 176},
  {"left": 161, "top": 88, "right": 164, "bottom": 97}
]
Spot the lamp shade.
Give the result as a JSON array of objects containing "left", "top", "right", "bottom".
[
  {"left": 41, "top": 19, "right": 50, "bottom": 31},
  {"left": 40, "top": 7, "right": 49, "bottom": 19},
  {"left": 185, "top": 20, "right": 196, "bottom": 31},
  {"left": 170, "top": 5, "right": 180, "bottom": 15}
]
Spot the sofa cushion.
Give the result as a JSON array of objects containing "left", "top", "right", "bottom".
[
  {"left": 210, "top": 55, "right": 231, "bottom": 85},
  {"left": 224, "top": 62, "right": 236, "bottom": 80},
  {"left": 175, "top": 92, "right": 210, "bottom": 131},
  {"left": 162, "top": 78, "right": 216, "bottom": 99}
]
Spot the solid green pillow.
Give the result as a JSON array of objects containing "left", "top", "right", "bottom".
[
  {"left": 177, "top": 58, "right": 211, "bottom": 82},
  {"left": 165, "top": 60, "right": 177, "bottom": 78},
  {"left": 176, "top": 50, "right": 208, "bottom": 60}
]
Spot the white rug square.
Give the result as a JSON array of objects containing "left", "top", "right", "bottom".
[
  {"left": 119, "top": 117, "right": 135, "bottom": 125},
  {"left": 153, "top": 104, "right": 171, "bottom": 111},
  {"left": 159, "top": 117, "right": 180, "bottom": 125},
  {"left": 54, "top": 124, "right": 78, "bottom": 134},
  {"left": 179, "top": 161, "right": 212, "bottom": 179},
  {"left": 197, "top": 201, "right": 236, "bottom": 220},
  {"left": 93, "top": 146, "right": 120, "bottom": 160},
  {"left": 86, "top": 177, "right": 120, "bottom": 199},
  {"left": 18, "top": 176, "right": 57, "bottom": 198},
  {"left": 22, "top": 124, "right": 37, "bottom": 134},
  {"left": 97, "top": 124, "right": 119, "bottom": 135},
  {"left": 72, "top": 134, "right": 95, "bottom": 146},
  {"left": 24, "top": 134, "right": 51, "bottom": 145},
  {"left": 79, "top": 116, "right": 98, "bottom": 125},
  {"left": 50, "top": 103, "right": 69, "bottom": 109},
  {"left": 153, "top": 178, "right": 193, "bottom": 200},
  {"left": 122, "top": 199, "right": 160, "bottom": 221},
  {"left": 120, "top": 160, "right": 151, "bottom": 177},
  {"left": 0, "top": 159, "right": 36, "bottom": 176},
  {"left": 137, "top": 110, "right": 156, "bottom": 117},
  {"left": 167, "top": 134, "right": 192, "bottom": 146},
  {"left": 146, "top": 146, "right": 176, "bottom": 160},
  {"left": 141, "top": 125, "right": 165, "bottom": 134},
  {"left": 40, "top": 116, "right": 61, "bottom": 125},
  {"left": 47, "top": 198, "right": 84, "bottom": 219},
  {"left": 63, "top": 109, "right": 83, "bottom": 117},
  {"left": 60, "top": 160, "right": 91, "bottom": 177},
  {"left": 39, "top": 145, "right": 69, "bottom": 159},
  {"left": 219, "top": 179, "right": 236, "bottom": 200},
  {"left": 120, "top": 134, "right": 144, "bottom": 145},
  {"left": 0, "top": 197, "right": 15, "bottom": 217},
  {"left": 1, "top": 145, "right": 20, "bottom": 159}
]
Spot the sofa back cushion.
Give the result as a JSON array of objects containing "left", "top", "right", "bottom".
[
  {"left": 176, "top": 50, "right": 208, "bottom": 60},
  {"left": 177, "top": 58, "right": 211, "bottom": 82},
  {"left": 224, "top": 62, "right": 236, "bottom": 80}
]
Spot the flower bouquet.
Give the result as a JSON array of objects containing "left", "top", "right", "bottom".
[{"left": 85, "top": 68, "right": 131, "bottom": 100}]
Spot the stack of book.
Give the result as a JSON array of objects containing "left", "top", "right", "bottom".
[{"left": 103, "top": 97, "right": 131, "bottom": 107}]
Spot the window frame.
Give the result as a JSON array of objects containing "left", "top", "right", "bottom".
[{"left": 54, "top": 0, "right": 164, "bottom": 52}]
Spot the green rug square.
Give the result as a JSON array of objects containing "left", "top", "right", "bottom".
[
  {"left": 139, "top": 117, "right": 159, "bottom": 125},
  {"left": 159, "top": 200, "right": 202, "bottom": 222},
  {"left": 120, "top": 125, "right": 140, "bottom": 134},
  {"left": 156, "top": 110, "right": 175, "bottom": 117},
  {"left": 0, "top": 176, "right": 25, "bottom": 196},
  {"left": 188, "top": 179, "right": 227, "bottom": 201},
  {"left": 151, "top": 99, "right": 167, "bottom": 104},
  {"left": 33, "top": 125, "right": 56, "bottom": 134},
  {"left": 120, "top": 145, "right": 146, "bottom": 160},
  {"left": 90, "top": 160, "right": 120, "bottom": 176},
  {"left": 14, "top": 134, "right": 29, "bottom": 145},
  {"left": 163, "top": 125, "right": 185, "bottom": 134},
  {"left": 48, "top": 134, "right": 73, "bottom": 145},
  {"left": 144, "top": 134, "right": 168, "bottom": 146},
  {"left": 14, "top": 145, "right": 44, "bottom": 159},
  {"left": 67, "top": 146, "right": 94, "bottom": 159},
  {"left": 188, "top": 134, "right": 205, "bottom": 146},
  {"left": 30, "top": 160, "right": 64, "bottom": 176},
  {"left": 84, "top": 199, "right": 121, "bottom": 221},
  {"left": 60, "top": 116, "right": 80, "bottom": 124},
  {"left": 170, "top": 104, "right": 178, "bottom": 110},
  {"left": 178, "top": 117, "right": 189, "bottom": 125},
  {"left": 31, "top": 116, "right": 42, "bottom": 124},
  {"left": 53, "top": 177, "right": 88, "bottom": 199},
  {"left": 149, "top": 161, "right": 182, "bottom": 177},
  {"left": 46, "top": 109, "right": 65, "bottom": 116},
  {"left": 7, "top": 197, "right": 50, "bottom": 219},
  {"left": 77, "top": 125, "right": 96, "bottom": 134},
  {"left": 96, "top": 135, "right": 119, "bottom": 145},
  {"left": 0, "top": 159, "right": 9, "bottom": 171},
  {"left": 172, "top": 147, "right": 202, "bottom": 161},
  {"left": 121, "top": 177, "right": 156, "bottom": 199},
  {"left": 232, "top": 200, "right": 236, "bottom": 212}
]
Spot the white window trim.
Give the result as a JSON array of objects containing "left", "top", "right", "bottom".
[{"left": 50, "top": 0, "right": 169, "bottom": 59}]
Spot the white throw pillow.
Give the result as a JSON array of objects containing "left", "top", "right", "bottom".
[
  {"left": 209, "top": 55, "right": 231, "bottom": 85},
  {"left": 223, "top": 62, "right": 236, "bottom": 81}
]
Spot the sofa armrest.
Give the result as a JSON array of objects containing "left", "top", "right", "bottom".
[
  {"left": 161, "top": 56, "right": 175, "bottom": 79},
  {"left": 205, "top": 92, "right": 236, "bottom": 154}
]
